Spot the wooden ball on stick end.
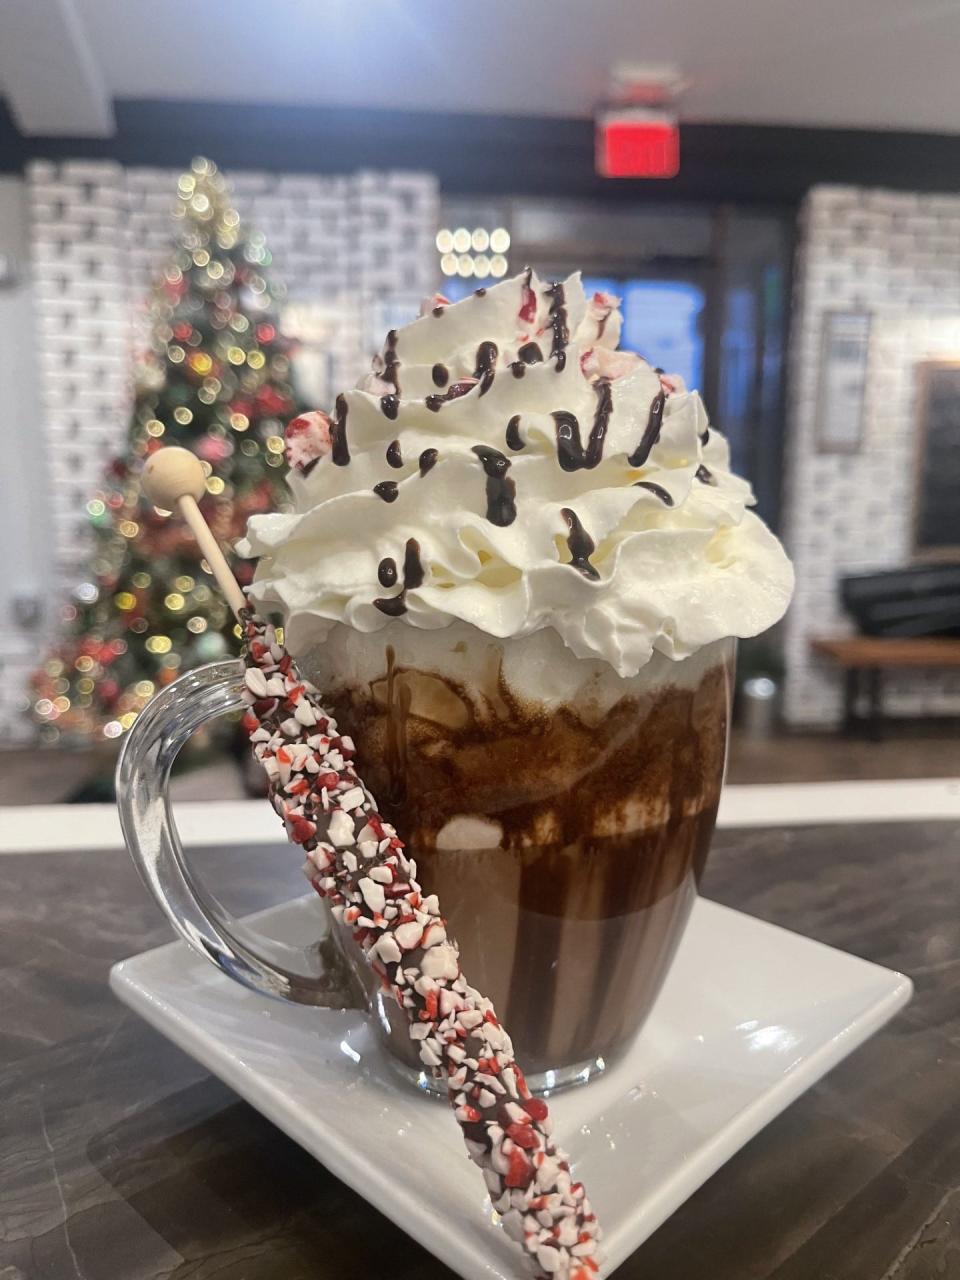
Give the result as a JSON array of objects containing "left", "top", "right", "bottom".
[
  {"left": 140, "top": 446, "right": 248, "bottom": 620},
  {"left": 141, "top": 446, "right": 207, "bottom": 509}
]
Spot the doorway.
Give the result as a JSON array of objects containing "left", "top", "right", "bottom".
[{"left": 438, "top": 196, "right": 793, "bottom": 530}]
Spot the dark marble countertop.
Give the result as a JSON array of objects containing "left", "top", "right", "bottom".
[{"left": 1, "top": 819, "right": 958, "bottom": 1279}]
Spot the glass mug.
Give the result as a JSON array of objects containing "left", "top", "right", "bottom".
[{"left": 117, "top": 631, "right": 734, "bottom": 1094}]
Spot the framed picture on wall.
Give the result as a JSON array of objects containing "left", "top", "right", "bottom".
[
  {"left": 913, "top": 360, "right": 960, "bottom": 559},
  {"left": 815, "top": 310, "right": 871, "bottom": 453}
]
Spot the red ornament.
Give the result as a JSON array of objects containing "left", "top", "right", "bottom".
[
  {"left": 196, "top": 434, "right": 232, "bottom": 464},
  {"left": 100, "top": 680, "right": 120, "bottom": 707},
  {"left": 255, "top": 384, "right": 291, "bottom": 417},
  {"left": 256, "top": 323, "right": 276, "bottom": 343},
  {"left": 245, "top": 482, "right": 273, "bottom": 513},
  {"left": 161, "top": 274, "right": 188, "bottom": 304},
  {"left": 173, "top": 322, "right": 193, "bottom": 341}
]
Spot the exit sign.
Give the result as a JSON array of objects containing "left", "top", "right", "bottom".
[{"left": 596, "top": 110, "right": 680, "bottom": 179}]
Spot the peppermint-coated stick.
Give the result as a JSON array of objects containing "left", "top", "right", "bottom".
[
  {"left": 239, "top": 607, "right": 601, "bottom": 1280},
  {"left": 139, "top": 449, "right": 600, "bottom": 1277}
]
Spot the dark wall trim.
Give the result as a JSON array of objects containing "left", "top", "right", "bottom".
[{"left": 5, "top": 97, "right": 960, "bottom": 205}]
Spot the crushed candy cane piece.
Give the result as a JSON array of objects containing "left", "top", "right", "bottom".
[{"left": 284, "top": 410, "right": 333, "bottom": 473}]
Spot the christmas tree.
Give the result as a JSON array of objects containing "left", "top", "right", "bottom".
[{"left": 31, "top": 157, "right": 299, "bottom": 745}]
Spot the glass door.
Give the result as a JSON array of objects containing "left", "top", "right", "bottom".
[
  {"left": 583, "top": 274, "right": 705, "bottom": 392},
  {"left": 436, "top": 196, "right": 792, "bottom": 531}
]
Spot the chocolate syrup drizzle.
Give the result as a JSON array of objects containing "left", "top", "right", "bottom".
[
  {"left": 373, "top": 481, "right": 399, "bottom": 503},
  {"left": 473, "top": 341, "right": 499, "bottom": 396},
  {"left": 472, "top": 445, "right": 517, "bottom": 527},
  {"left": 377, "top": 557, "right": 398, "bottom": 588},
  {"left": 626, "top": 391, "right": 666, "bottom": 468},
  {"left": 635, "top": 480, "right": 674, "bottom": 506},
  {"left": 560, "top": 508, "right": 600, "bottom": 580},
  {"left": 419, "top": 448, "right": 438, "bottom": 476},
  {"left": 552, "top": 412, "right": 581, "bottom": 470},
  {"left": 510, "top": 341, "right": 544, "bottom": 379},
  {"left": 506, "top": 415, "right": 525, "bottom": 451},
  {"left": 551, "top": 380, "right": 613, "bottom": 472},
  {"left": 382, "top": 329, "right": 400, "bottom": 394},
  {"left": 695, "top": 464, "right": 717, "bottom": 486},
  {"left": 380, "top": 394, "right": 399, "bottom": 421},
  {"left": 386, "top": 439, "right": 403, "bottom": 469},
  {"left": 589, "top": 378, "right": 613, "bottom": 464},
  {"left": 545, "top": 282, "right": 570, "bottom": 371},
  {"left": 432, "top": 363, "right": 449, "bottom": 387},
  {"left": 374, "top": 538, "right": 424, "bottom": 616},
  {"left": 432, "top": 306, "right": 445, "bottom": 318},
  {"left": 331, "top": 394, "right": 350, "bottom": 467},
  {"left": 475, "top": 287, "right": 487, "bottom": 297},
  {"left": 426, "top": 380, "right": 476, "bottom": 412}
]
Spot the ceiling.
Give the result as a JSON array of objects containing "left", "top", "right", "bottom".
[{"left": 4, "top": 0, "right": 960, "bottom": 137}]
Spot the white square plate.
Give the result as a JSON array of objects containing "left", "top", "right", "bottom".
[{"left": 111, "top": 896, "right": 911, "bottom": 1278}]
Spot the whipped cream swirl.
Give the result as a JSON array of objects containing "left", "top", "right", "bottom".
[{"left": 242, "top": 271, "right": 793, "bottom": 677}]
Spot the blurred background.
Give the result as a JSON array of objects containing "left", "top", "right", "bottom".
[{"left": 1, "top": 0, "right": 959, "bottom": 802}]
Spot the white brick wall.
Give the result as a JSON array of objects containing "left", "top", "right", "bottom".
[
  {"left": 5, "top": 160, "right": 438, "bottom": 740},
  {"left": 783, "top": 185, "right": 960, "bottom": 726},
  {"left": 0, "top": 178, "right": 49, "bottom": 746}
]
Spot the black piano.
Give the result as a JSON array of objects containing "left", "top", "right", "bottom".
[{"left": 841, "top": 563, "right": 960, "bottom": 638}]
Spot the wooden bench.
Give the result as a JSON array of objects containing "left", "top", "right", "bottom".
[{"left": 811, "top": 636, "right": 960, "bottom": 737}]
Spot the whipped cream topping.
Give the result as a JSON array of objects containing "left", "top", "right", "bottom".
[{"left": 242, "top": 270, "right": 793, "bottom": 677}]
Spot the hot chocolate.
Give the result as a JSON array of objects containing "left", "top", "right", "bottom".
[
  {"left": 303, "top": 622, "right": 732, "bottom": 1078},
  {"left": 241, "top": 269, "right": 791, "bottom": 1086}
]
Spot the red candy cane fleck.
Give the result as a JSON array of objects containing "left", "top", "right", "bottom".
[{"left": 519, "top": 272, "right": 538, "bottom": 325}]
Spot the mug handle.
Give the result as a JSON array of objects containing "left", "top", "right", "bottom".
[{"left": 116, "top": 658, "right": 364, "bottom": 1009}]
